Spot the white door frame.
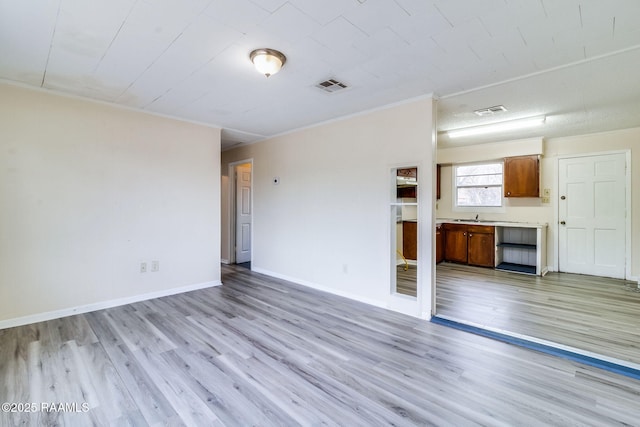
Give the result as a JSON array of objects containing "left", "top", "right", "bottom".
[
  {"left": 228, "top": 159, "right": 254, "bottom": 265},
  {"left": 554, "top": 150, "right": 632, "bottom": 280},
  {"left": 387, "top": 161, "right": 434, "bottom": 318}
]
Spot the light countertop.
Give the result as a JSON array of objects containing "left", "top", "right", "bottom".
[{"left": 436, "top": 219, "right": 547, "bottom": 228}]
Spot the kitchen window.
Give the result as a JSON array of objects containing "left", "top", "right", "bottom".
[{"left": 454, "top": 161, "right": 503, "bottom": 208}]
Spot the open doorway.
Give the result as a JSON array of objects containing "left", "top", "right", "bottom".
[
  {"left": 434, "top": 150, "right": 638, "bottom": 366},
  {"left": 230, "top": 160, "right": 253, "bottom": 269}
]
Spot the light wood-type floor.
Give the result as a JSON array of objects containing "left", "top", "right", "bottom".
[
  {"left": 2, "top": 264, "right": 640, "bottom": 426},
  {"left": 396, "top": 264, "right": 417, "bottom": 297},
  {"left": 436, "top": 262, "right": 640, "bottom": 366}
]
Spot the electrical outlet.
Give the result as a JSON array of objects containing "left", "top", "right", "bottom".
[
  {"left": 140, "top": 262, "right": 147, "bottom": 273},
  {"left": 151, "top": 260, "right": 159, "bottom": 272},
  {"left": 542, "top": 196, "right": 550, "bottom": 204}
]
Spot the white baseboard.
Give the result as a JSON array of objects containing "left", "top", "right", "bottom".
[
  {"left": 251, "top": 267, "right": 386, "bottom": 309},
  {"left": 548, "top": 267, "right": 638, "bottom": 285},
  {"left": 0, "top": 280, "right": 222, "bottom": 330},
  {"left": 545, "top": 266, "right": 637, "bottom": 284},
  {"left": 221, "top": 259, "right": 230, "bottom": 265}
]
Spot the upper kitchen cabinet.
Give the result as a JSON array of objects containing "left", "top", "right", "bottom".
[
  {"left": 504, "top": 155, "right": 539, "bottom": 198},
  {"left": 397, "top": 165, "right": 439, "bottom": 199},
  {"left": 397, "top": 168, "right": 417, "bottom": 199}
]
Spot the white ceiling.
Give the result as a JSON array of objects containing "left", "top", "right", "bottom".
[{"left": 1, "top": 0, "right": 639, "bottom": 149}]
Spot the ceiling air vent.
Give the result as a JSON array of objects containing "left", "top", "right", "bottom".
[
  {"left": 474, "top": 105, "right": 507, "bottom": 116},
  {"left": 315, "top": 78, "right": 349, "bottom": 93}
]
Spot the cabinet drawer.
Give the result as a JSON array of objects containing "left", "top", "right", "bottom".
[
  {"left": 442, "top": 223, "right": 467, "bottom": 232},
  {"left": 467, "top": 225, "right": 494, "bottom": 234}
]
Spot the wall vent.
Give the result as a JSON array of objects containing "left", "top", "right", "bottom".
[
  {"left": 474, "top": 105, "right": 507, "bottom": 116},
  {"left": 315, "top": 78, "right": 349, "bottom": 93}
]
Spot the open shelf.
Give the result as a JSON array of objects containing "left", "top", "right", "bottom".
[
  {"left": 496, "top": 262, "right": 537, "bottom": 275},
  {"left": 496, "top": 242, "right": 537, "bottom": 250},
  {"left": 495, "top": 226, "right": 542, "bottom": 276}
]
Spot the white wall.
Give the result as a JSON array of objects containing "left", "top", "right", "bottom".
[
  {"left": 0, "top": 84, "right": 221, "bottom": 326},
  {"left": 437, "top": 137, "right": 548, "bottom": 225},
  {"left": 437, "top": 127, "right": 640, "bottom": 279},
  {"left": 222, "top": 97, "right": 436, "bottom": 316}
]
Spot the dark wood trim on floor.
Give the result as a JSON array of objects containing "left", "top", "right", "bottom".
[{"left": 436, "top": 262, "right": 640, "bottom": 366}]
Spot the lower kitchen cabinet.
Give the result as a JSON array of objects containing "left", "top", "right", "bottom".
[
  {"left": 436, "top": 224, "right": 443, "bottom": 263},
  {"left": 443, "top": 223, "right": 495, "bottom": 268},
  {"left": 443, "top": 224, "right": 468, "bottom": 264},
  {"left": 467, "top": 225, "right": 495, "bottom": 267},
  {"left": 440, "top": 221, "right": 547, "bottom": 275},
  {"left": 402, "top": 221, "right": 417, "bottom": 260}
]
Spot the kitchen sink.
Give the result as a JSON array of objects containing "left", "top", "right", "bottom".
[{"left": 451, "top": 219, "right": 493, "bottom": 223}]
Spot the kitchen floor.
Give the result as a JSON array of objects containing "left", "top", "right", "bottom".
[
  {"left": 396, "top": 264, "right": 417, "bottom": 297},
  {"left": 436, "top": 262, "right": 640, "bottom": 366}
]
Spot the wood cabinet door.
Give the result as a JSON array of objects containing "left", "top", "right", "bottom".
[
  {"left": 397, "top": 186, "right": 416, "bottom": 198},
  {"left": 443, "top": 225, "right": 468, "bottom": 263},
  {"left": 468, "top": 232, "right": 495, "bottom": 267},
  {"left": 402, "top": 221, "right": 417, "bottom": 260},
  {"left": 504, "top": 155, "right": 539, "bottom": 197},
  {"left": 435, "top": 225, "right": 443, "bottom": 263}
]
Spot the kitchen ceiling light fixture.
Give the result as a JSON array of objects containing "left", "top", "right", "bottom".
[
  {"left": 250, "top": 48, "right": 286, "bottom": 77},
  {"left": 446, "top": 115, "right": 546, "bottom": 139}
]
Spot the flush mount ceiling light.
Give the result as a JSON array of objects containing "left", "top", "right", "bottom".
[
  {"left": 250, "top": 48, "right": 286, "bottom": 78},
  {"left": 446, "top": 115, "right": 546, "bottom": 139}
]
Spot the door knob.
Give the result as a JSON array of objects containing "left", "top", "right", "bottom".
[
  {"left": 561, "top": 196, "right": 566, "bottom": 200},
  {"left": 560, "top": 221, "right": 566, "bottom": 225}
]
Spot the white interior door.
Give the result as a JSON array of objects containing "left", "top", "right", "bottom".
[
  {"left": 235, "top": 163, "right": 252, "bottom": 264},
  {"left": 558, "top": 153, "right": 626, "bottom": 279}
]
